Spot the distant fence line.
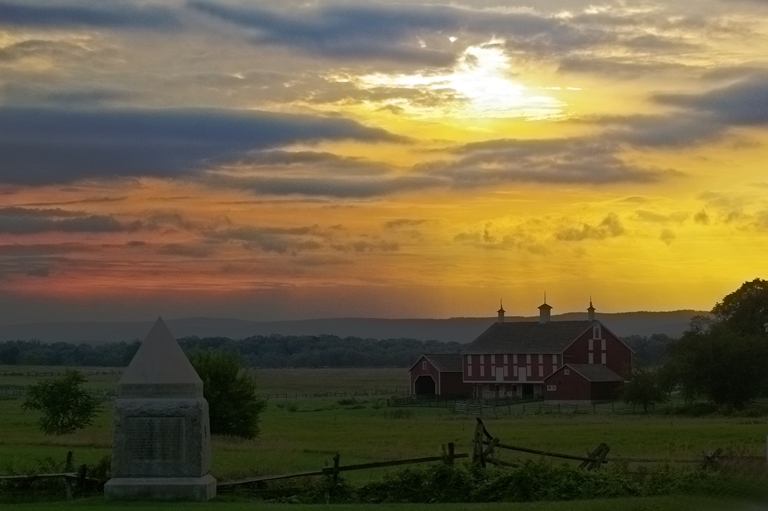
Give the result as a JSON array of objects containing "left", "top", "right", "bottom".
[{"left": 0, "top": 385, "right": 409, "bottom": 400}]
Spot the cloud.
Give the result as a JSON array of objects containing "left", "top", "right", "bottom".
[
  {"left": 634, "top": 210, "right": 688, "bottom": 223},
  {"left": 0, "top": 2, "right": 179, "bottom": 29},
  {"left": 694, "top": 209, "right": 710, "bottom": 224},
  {"left": 189, "top": 1, "right": 460, "bottom": 66},
  {"left": 0, "top": 207, "right": 125, "bottom": 234},
  {"left": 426, "top": 138, "right": 674, "bottom": 185},
  {"left": 556, "top": 213, "right": 625, "bottom": 241},
  {"left": 659, "top": 229, "right": 676, "bottom": 245},
  {"left": 206, "top": 225, "right": 324, "bottom": 254},
  {"left": 654, "top": 72, "right": 768, "bottom": 126},
  {"left": 383, "top": 219, "right": 428, "bottom": 230},
  {"left": 157, "top": 244, "right": 215, "bottom": 258},
  {"left": 0, "top": 106, "right": 405, "bottom": 185}
]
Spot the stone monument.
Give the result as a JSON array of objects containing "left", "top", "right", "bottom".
[{"left": 104, "top": 317, "right": 216, "bottom": 500}]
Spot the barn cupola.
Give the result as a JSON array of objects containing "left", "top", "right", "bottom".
[
  {"left": 538, "top": 295, "right": 552, "bottom": 324},
  {"left": 497, "top": 300, "right": 505, "bottom": 323},
  {"left": 588, "top": 299, "right": 596, "bottom": 322}
]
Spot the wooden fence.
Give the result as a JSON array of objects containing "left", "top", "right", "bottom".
[
  {"left": 0, "top": 452, "right": 101, "bottom": 500},
  {"left": 218, "top": 444, "right": 468, "bottom": 490}
]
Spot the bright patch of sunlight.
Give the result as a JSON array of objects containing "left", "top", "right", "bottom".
[{"left": 351, "top": 38, "right": 566, "bottom": 119}]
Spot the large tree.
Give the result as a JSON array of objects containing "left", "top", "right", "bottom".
[
  {"left": 665, "top": 322, "right": 768, "bottom": 409},
  {"left": 712, "top": 278, "right": 768, "bottom": 335}
]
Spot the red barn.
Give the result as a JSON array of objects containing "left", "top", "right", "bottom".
[
  {"left": 408, "top": 354, "right": 472, "bottom": 398},
  {"left": 461, "top": 301, "right": 632, "bottom": 402}
]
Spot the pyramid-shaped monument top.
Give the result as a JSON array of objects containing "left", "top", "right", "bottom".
[{"left": 118, "top": 317, "right": 202, "bottom": 397}]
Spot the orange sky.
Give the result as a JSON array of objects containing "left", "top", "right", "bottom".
[{"left": 1, "top": 1, "right": 767, "bottom": 323}]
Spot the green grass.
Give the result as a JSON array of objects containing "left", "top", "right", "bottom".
[
  {"left": 2, "top": 365, "right": 768, "bottom": 509},
  {"left": 0, "top": 495, "right": 760, "bottom": 511}
]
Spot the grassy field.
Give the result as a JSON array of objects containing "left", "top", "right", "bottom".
[
  {"left": 2, "top": 366, "right": 768, "bottom": 509},
  {"left": 1, "top": 495, "right": 763, "bottom": 511}
]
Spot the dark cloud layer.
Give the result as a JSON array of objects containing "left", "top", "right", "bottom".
[
  {"left": 0, "top": 106, "right": 404, "bottom": 185},
  {"left": 0, "top": 1, "right": 179, "bottom": 29},
  {"left": 0, "top": 207, "right": 123, "bottom": 234}
]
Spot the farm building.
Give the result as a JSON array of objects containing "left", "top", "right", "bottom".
[
  {"left": 408, "top": 354, "right": 472, "bottom": 398},
  {"left": 460, "top": 301, "right": 632, "bottom": 402},
  {"left": 543, "top": 364, "right": 624, "bottom": 404}
]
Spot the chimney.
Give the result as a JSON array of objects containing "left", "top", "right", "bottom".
[
  {"left": 588, "top": 299, "right": 595, "bottom": 322},
  {"left": 538, "top": 296, "right": 552, "bottom": 324},
  {"left": 497, "top": 300, "right": 505, "bottom": 323}
]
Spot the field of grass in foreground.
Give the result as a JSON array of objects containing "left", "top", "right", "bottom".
[
  {"left": 2, "top": 365, "right": 768, "bottom": 504},
  {"left": 1, "top": 495, "right": 764, "bottom": 511}
]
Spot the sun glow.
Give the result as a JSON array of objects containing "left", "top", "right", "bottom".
[{"left": 354, "top": 39, "right": 565, "bottom": 119}]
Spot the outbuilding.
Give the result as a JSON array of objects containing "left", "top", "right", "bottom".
[
  {"left": 543, "top": 363, "right": 625, "bottom": 404},
  {"left": 408, "top": 354, "right": 472, "bottom": 398}
]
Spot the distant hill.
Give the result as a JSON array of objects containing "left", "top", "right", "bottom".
[{"left": 0, "top": 310, "right": 705, "bottom": 344}]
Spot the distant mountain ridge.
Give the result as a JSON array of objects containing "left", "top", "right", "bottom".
[{"left": 0, "top": 310, "right": 706, "bottom": 344}]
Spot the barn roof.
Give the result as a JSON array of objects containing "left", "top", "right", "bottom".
[
  {"left": 461, "top": 320, "right": 593, "bottom": 354},
  {"left": 564, "top": 364, "right": 624, "bottom": 382},
  {"left": 408, "top": 353, "right": 463, "bottom": 373}
]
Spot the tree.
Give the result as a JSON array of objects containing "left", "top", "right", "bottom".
[
  {"left": 189, "top": 350, "right": 266, "bottom": 439},
  {"left": 623, "top": 365, "right": 668, "bottom": 412},
  {"left": 665, "top": 323, "right": 768, "bottom": 410},
  {"left": 712, "top": 278, "right": 768, "bottom": 335},
  {"left": 21, "top": 369, "right": 101, "bottom": 435}
]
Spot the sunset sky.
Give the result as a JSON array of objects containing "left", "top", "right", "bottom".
[{"left": 1, "top": 0, "right": 767, "bottom": 324}]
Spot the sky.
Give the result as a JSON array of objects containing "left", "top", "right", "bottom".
[{"left": 1, "top": 0, "right": 767, "bottom": 324}]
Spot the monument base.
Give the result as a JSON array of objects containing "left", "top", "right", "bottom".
[{"left": 104, "top": 474, "right": 216, "bottom": 501}]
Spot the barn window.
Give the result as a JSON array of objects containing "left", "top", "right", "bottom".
[
  {"left": 503, "top": 354, "right": 508, "bottom": 364},
  {"left": 467, "top": 355, "right": 472, "bottom": 364},
  {"left": 552, "top": 354, "right": 557, "bottom": 364},
  {"left": 422, "top": 361, "right": 427, "bottom": 370},
  {"left": 480, "top": 366, "right": 485, "bottom": 377},
  {"left": 467, "top": 365, "right": 472, "bottom": 377},
  {"left": 601, "top": 352, "right": 607, "bottom": 364},
  {"left": 547, "top": 385, "right": 557, "bottom": 391},
  {"left": 588, "top": 339, "right": 593, "bottom": 351},
  {"left": 526, "top": 354, "right": 531, "bottom": 364},
  {"left": 601, "top": 338, "right": 606, "bottom": 351},
  {"left": 593, "top": 324, "right": 602, "bottom": 338},
  {"left": 564, "top": 369, "right": 570, "bottom": 375},
  {"left": 491, "top": 354, "right": 496, "bottom": 364},
  {"left": 513, "top": 354, "right": 518, "bottom": 364},
  {"left": 552, "top": 365, "right": 557, "bottom": 375},
  {"left": 538, "top": 354, "right": 543, "bottom": 363},
  {"left": 588, "top": 353, "right": 594, "bottom": 364}
]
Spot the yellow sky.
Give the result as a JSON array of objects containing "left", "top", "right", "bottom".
[{"left": 0, "top": 1, "right": 767, "bottom": 323}]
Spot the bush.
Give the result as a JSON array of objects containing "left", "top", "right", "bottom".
[
  {"left": 189, "top": 350, "right": 267, "bottom": 439},
  {"left": 21, "top": 369, "right": 100, "bottom": 435}
]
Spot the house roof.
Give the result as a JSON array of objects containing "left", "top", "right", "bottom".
[
  {"left": 409, "top": 353, "right": 463, "bottom": 373},
  {"left": 461, "top": 320, "right": 593, "bottom": 354},
  {"left": 562, "top": 364, "right": 624, "bottom": 382}
]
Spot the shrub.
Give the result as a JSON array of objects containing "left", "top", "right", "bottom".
[
  {"left": 189, "top": 351, "right": 267, "bottom": 439},
  {"left": 21, "top": 369, "right": 100, "bottom": 436}
]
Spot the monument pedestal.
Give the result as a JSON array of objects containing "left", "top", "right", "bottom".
[
  {"left": 105, "top": 318, "right": 216, "bottom": 501},
  {"left": 105, "top": 475, "right": 216, "bottom": 500}
]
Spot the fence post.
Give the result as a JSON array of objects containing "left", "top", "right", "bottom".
[
  {"left": 447, "top": 442, "right": 455, "bottom": 466},
  {"left": 64, "top": 451, "right": 74, "bottom": 500},
  {"left": 332, "top": 453, "right": 340, "bottom": 482}
]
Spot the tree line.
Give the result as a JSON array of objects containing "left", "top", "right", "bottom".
[{"left": 0, "top": 333, "right": 670, "bottom": 369}]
